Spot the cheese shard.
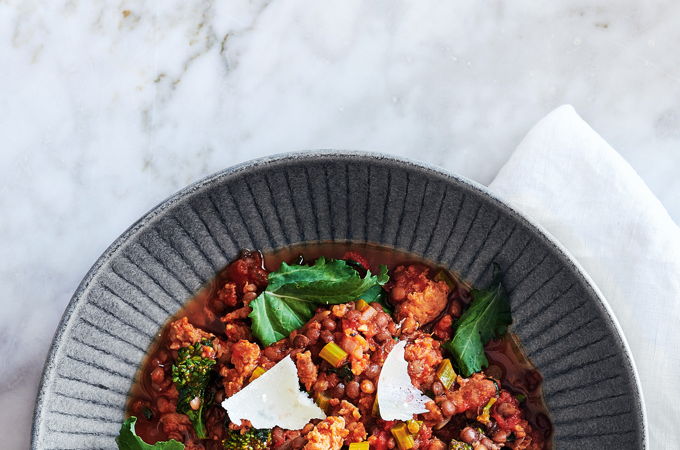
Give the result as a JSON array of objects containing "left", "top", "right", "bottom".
[
  {"left": 221, "top": 355, "right": 326, "bottom": 429},
  {"left": 377, "top": 340, "right": 431, "bottom": 420}
]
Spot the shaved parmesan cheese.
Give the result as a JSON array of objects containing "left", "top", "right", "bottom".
[
  {"left": 221, "top": 355, "right": 326, "bottom": 429},
  {"left": 377, "top": 340, "right": 431, "bottom": 420}
]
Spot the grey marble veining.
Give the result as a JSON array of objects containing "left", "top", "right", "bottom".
[{"left": 1, "top": 1, "right": 678, "bottom": 448}]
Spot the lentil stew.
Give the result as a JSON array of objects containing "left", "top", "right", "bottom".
[{"left": 123, "top": 242, "right": 552, "bottom": 450}]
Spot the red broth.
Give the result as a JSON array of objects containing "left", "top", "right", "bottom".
[{"left": 127, "top": 242, "right": 552, "bottom": 447}]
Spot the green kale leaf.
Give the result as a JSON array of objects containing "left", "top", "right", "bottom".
[
  {"left": 249, "top": 257, "right": 389, "bottom": 346},
  {"left": 357, "top": 274, "right": 392, "bottom": 314},
  {"left": 116, "top": 417, "right": 184, "bottom": 450},
  {"left": 444, "top": 272, "right": 511, "bottom": 377}
]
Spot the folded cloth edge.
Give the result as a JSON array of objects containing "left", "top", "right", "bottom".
[{"left": 488, "top": 104, "right": 680, "bottom": 448}]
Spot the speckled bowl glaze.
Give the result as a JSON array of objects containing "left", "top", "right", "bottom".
[{"left": 32, "top": 152, "right": 646, "bottom": 449}]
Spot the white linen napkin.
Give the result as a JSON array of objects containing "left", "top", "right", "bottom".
[{"left": 489, "top": 105, "right": 680, "bottom": 448}]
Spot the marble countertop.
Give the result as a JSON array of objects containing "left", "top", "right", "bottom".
[{"left": 2, "top": 1, "right": 679, "bottom": 448}]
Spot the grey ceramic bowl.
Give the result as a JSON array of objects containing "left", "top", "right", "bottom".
[{"left": 32, "top": 152, "right": 646, "bottom": 449}]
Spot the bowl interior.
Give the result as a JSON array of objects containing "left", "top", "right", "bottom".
[{"left": 32, "top": 153, "right": 645, "bottom": 449}]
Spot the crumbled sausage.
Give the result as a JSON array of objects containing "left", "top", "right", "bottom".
[
  {"left": 387, "top": 264, "right": 450, "bottom": 327},
  {"left": 295, "top": 351, "right": 318, "bottom": 391},
  {"left": 444, "top": 373, "right": 498, "bottom": 415},
  {"left": 159, "top": 413, "right": 193, "bottom": 441},
  {"left": 221, "top": 340, "right": 261, "bottom": 396},
  {"left": 303, "top": 416, "right": 348, "bottom": 450},
  {"left": 405, "top": 335, "right": 443, "bottom": 390},
  {"left": 167, "top": 317, "right": 214, "bottom": 350},
  {"left": 215, "top": 282, "right": 239, "bottom": 309},
  {"left": 336, "top": 400, "right": 367, "bottom": 444}
]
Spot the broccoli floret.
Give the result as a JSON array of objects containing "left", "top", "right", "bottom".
[
  {"left": 171, "top": 339, "right": 216, "bottom": 439},
  {"left": 223, "top": 428, "right": 271, "bottom": 450},
  {"left": 449, "top": 441, "right": 473, "bottom": 450}
]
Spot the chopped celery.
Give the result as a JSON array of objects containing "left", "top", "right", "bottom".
[
  {"left": 436, "top": 359, "right": 456, "bottom": 389},
  {"left": 391, "top": 423, "right": 415, "bottom": 450},
  {"left": 371, "top": 395, "right": 380, "bottom": 417},
  {"left": 355, "top": 299, "right": 370, "bottom": 312},
  {"left": 319, "top": 342, "right": 348, "bottom": 368},
  {"left": 406, "top": 419, "right": 422, "bottom": 434},
  {"left": 314, "top": 392, "right": 330, "bottom": 413},
  {"left": 249, "top": 366, "right": 266, "bottom": 382}
]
